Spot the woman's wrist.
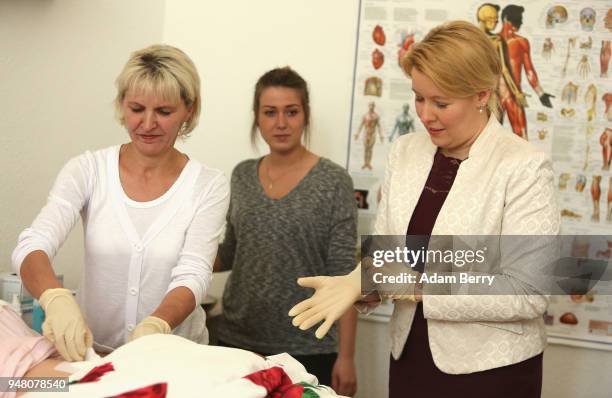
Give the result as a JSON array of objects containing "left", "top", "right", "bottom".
[{"left": 337, "top": 352, "right": 355, "bottom": 360}]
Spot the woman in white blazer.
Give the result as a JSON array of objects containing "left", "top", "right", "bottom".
[{"left": 290, "top": 21, "right": 559, "bottom": 397}]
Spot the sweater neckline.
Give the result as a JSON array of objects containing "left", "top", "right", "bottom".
[{"left": 254, "top": 156, "right": 323, "bottom": 202}]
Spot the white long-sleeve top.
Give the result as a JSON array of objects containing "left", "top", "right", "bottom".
[{"left": 12, "top": 146, "right": 229, "bottom": 351}]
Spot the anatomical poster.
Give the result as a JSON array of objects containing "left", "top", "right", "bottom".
[{"left": 347, "top": 0, "right": 612, "bottom": 350}]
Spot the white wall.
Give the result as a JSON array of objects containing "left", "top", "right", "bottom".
[
  {"left": 163, "top": 0, "right": 361, "bottom": 299},
  {"left": 164, "top": 0, "right": 360, "bottom": 174},
  {"left": 0, "top": 0, "right": 166, "bottom": 287},
  {"left": 1, "top": 1, "right": 610, "bottom": 397}
]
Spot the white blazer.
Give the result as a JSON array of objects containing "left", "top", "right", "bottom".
[{"left": 374, "top": 116, "right": 560, "bottom": 374}]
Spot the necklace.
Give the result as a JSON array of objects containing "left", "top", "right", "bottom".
[
  {"left": 264, "top": 153, "right": 306, "bottom": 190},
  {"left": 266, "top": 163, "right": 279, "bottom": 190}
]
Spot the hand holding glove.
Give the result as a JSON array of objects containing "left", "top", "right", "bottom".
[
  {"left": 129, "top": 316, "right": 171, "bottom": 342},
  {"left": 289, "top": 266, "right": 362, "bottom": 339},
  {"left": 39, "top": 288, "right": 93, "bottom": 362}
]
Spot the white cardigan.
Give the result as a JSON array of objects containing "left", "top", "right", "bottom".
[
  {"left": 374, "top": 116, "right": 560, "bottom": 374},
  {"left": 12, "top": 146, "right": 229, "bottom": 351}
]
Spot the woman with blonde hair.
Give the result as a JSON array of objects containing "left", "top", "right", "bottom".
[
  {"left": 12, "top": 44, "right": 229, "bottom": 361},
  {"left": 290, "top": 21, "right": 558, "bottom": 397}
]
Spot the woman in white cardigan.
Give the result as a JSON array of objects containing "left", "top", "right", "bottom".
[
  {"left": 290, "top": 21, "right": 559, "bottom": 397},
  {"left": 12, "top": 45, "right": 229, "bottom": 361}
]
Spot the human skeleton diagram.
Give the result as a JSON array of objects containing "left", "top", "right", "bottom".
[
  {"left": 354, "top": 102, "right": 383, "bottom": 170},
  {"left": 561, "top": 81, "right": 578, "bottom": 104},
  {"left": 585, "top": 84, "right": 597, "bottom": 122},
  {"left": 388, "top": 104, "right": 415, "bottom": 142},
  {"left": 477, "top": 4, "right": 554, "bottom": 140}
]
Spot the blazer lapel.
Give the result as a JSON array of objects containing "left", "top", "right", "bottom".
[
  {"left": 433, "top": 116, "right": 501, "bottom": 235},
  {"left": 391, "top": 135, "right": 437, "bottom": 235}
]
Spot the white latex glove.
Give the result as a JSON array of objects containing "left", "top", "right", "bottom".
[
  {"left": 39, "top": 288, "right": 93, "bottom": 362},
  {"left": 128, "top": 315, "right": 171, "bottom": 342},
  {"left": 289, "top": 266, "right": 361, "bottom": 339}
]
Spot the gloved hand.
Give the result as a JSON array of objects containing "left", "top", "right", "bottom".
[
  {"left": 38, "top": 288, "right": 93, "bottom": 362},
  {"left": 289, "top": 266, "right": 362, "bottom": 339},
  {"left": 129, "top": 316, "right": 171, "bottom": 342},
  {"left": 539, "top": 93, "right": 555, "bottom": 108}
]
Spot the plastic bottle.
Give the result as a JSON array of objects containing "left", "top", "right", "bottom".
[
  {"left": 11, "top": 293, "right": 22, "bottom": 317},
  {"left": 32, "top": 299, "right": 45, "bottom": 334}
]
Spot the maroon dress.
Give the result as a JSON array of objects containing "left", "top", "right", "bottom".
[{"left": 388, "top": 151, "right": 543, "bottom": 398}]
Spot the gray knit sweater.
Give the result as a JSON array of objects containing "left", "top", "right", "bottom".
[{"left": 217, "top": 157, "right": 357, "bottom": 355}]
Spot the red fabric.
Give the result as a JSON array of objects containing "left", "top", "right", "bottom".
[
  {"left": 74, "top": 362, "right": 115, "bottom": 383},
  {"left": 109, "top": 382, "right": 167, "bottom": 398},
  {"left": 244, "top": 366, "right": 305, "bottom": 398},
  {"left": 272, "top": 384, "right": 305, "bottom": 398}
]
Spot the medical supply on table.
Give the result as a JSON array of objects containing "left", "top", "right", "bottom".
[
  {"left": 11, "top": 293, "right": 22, "bottom": 316},
  {"left": 0, "top": 272, "right": 63, "bottom": 326},
  {"left": 32, "top": 298, "right": 45, "bottom": 333}
]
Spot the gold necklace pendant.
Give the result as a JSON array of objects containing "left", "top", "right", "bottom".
[
  {"left": 266, "top": 165, "right": 276, "bottom": 190},
  {"left": 265, "top": 153, "right": 306, "bottom": 191}
]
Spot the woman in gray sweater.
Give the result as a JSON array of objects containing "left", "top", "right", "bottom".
[{"left": 213, "top": 67, "right": 358, "bottom": 396}]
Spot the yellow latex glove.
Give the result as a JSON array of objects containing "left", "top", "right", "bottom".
[
  {"left": 39, "top": 288, "right": 93, "bottom": 362},
  {"left": 129, "top": 316, "right": 171, "bottom": 342},
  {"left": 289, "top": 266, "right": 361, "bottom": 339}
]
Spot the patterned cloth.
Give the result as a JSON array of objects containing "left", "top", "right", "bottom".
[{"left": 22, "top": 335, "right": 345, "bottom": 397}]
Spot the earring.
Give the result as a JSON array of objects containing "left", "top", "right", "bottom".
[
  {"left": 478, "top": 103, "right": 486, "bottom": 113},
  {"left": 179, "top": 122, "right": 187, "bottom": 135}
]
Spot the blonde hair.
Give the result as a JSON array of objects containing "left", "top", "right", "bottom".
[
  {"left": 401, "top": 20, "right": 501, "bottom": 118},
  {"left": 114, "top": 44, "right": 201, "bottom": 136}
]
